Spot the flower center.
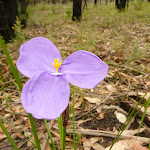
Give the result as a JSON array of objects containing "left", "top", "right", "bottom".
[{"left": 53, "top": 59, "right": 62, "bottom": 74}]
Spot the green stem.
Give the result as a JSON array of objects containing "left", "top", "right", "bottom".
[
  {"left": 0, "top": 36, "right": 41, "bottom": 150},
  {"left": 28, "top": 114, "right": 41, "bottom": 150},
  {"left": 0, "top": 120, "right": 19, "bottom": 150},
  {"left": 58, "top": 115, "right": 64, "bottom": 150},
  {"left": 44, "top": 119, "right": 56, "bottom": 150},
  {"left": 72, "top": 86, "right": 76, "bottom": 150},
  {"left": 63, "top": 126, "right": 66, "bottom": 150}
]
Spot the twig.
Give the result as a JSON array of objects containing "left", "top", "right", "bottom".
[
  {"left": 53, "top": 126, "right": 149, "bottom": 143},
  {"left": 75, "top": 91, "right": 114, "bottom": 120},
  {"left": 107, "top": 62, "right": 146, "bottom": 75}
]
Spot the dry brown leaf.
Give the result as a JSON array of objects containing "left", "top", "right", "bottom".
[
  {"left": 122, "top": 128, "right": 145, "bottom": 136},
  {"left": 92, "top": 143, "right": 105, "bottom": 150},
  {"left": 84, "top": 97, "right": 102, "bottom": 104},
  {"left": 105, "top": 139, "right": 146, "bottom": 150},
  {"left": 138, "top": 92, "right": 150, "bottom": 100},
  {"left": 83, "top": 137, "right": 100, "bottom": 150},
  {"left": 146, "top": 81, "right": 150, "bottom": 86},
  {"left": 114, "top": 111, "right": 127, "bottom": 123},
  {"left": 74, "top": 100, "right": 83, "bottom": 109},
  {"left": 96, "top": 106, "right": 102, "bottom": 113},
  {"left": 128, "top": 144, "right": 149, "bottom": 150},
  {"left": 106, "top": 85, "right": 116, "bottom": 92},
  {"left": 97, "top": 112, "right": 105, "bottom": 120},
  {"left": 0, "top": 134, "right": 6, "bottom": 141}
]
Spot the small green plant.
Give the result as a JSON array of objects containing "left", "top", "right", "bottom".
[
  {"left": 76, "top": 132, "right": 82, "bottom": 146},
  {"left": 12, "top": 17, "right": 26, "bottom": 44},
  {"left": 65, "top": 8, "right": 72, "bottom": 18}
]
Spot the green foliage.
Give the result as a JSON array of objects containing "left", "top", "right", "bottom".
[
  {"left": 12, "top": 17, "right": 27, "bottom": 44},
  {"left": 75, "top": 132, "right": 82, "bottom": 145},
  {"left": 65, "top": 8, "right": 72, "bottom": 18},
  {"left": 132, "top": 0, "right": 144, "bottom": 10}
]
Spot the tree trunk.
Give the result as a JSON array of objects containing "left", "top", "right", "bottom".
[
  {"left": 106, "top": 0, "right": 108, "bottom": 5},
  {"left": 94, "top": 0, "right": 97, "bottom": 5},
  {"left": 115, "top": 0, "right": 127, "bottom": 11},
  {"left": 0, "top": 0, "right": 18, "bottom": 42},
  {"left": 72, "top": 0, "right": 82, "bottom": 21},
  {"left": 62, "top": 0, "right": 66, "bottom": 4},
  {"left": 52, "top": 0, "right": 56, "bottom": 4},
  {"left": 83, "top": 0, "right": 87, "bottom": 9}
]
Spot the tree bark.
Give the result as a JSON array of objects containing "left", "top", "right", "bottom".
[
  {"left": 72, "top": 0, "right": 82, "bottom": 21},
  {"left": 115, "top": 0, "right": 127, "bottom": 11},
  {"left": 94, "top": 0, "right": 97, "bottom": 5},
  {"left": 0, "top": 0, "right": 18, "bottom": 42},
  {"left": 83, "top": 0, "right": 87, "bottom": 9}
]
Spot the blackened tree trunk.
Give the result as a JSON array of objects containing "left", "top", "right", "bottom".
[
  {"left": 52, "top": 0, "right": 56, "bottom": 4},
  {"left": 83, "top": 0, "right": 87, "bottom": 9},
  {"left": 0, "top": 0, "right": 18, "bottom": 42},
  {"left": 94, "top": 0, "right": 97, "bottom": 5},
  {"left": 72, "top": 0, "right": 82, "bottom": 21},
  {"left": 62, "top": 0, "right": 66, "bottom": 4},
  {"left": 115, "top": 0, "right": 127, "bottom": 11}
]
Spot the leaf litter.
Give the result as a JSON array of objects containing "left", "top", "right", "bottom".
[{"left": 0, "top": 2, "right": 150, "bottom": 150}]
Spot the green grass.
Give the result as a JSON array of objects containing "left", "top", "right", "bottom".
[{"left": 24, "top": 1, "right": 150, "bottom": 69}]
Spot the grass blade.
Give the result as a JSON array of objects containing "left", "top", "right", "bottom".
[
  {"left": 44, "top": 119, "right": 56, "bottom": 150},
  {"left": 58, "top": 115, "right": 64, "bottom": 150},
  {"left": 28, "top": 113, "right": 41, "bottom": 150},
  {"left": 0, "top": 36, "right": 41, "bottom": 150},
  {"left": 0, "top": 120, "right": 19, "bottom": 150},
  {"left": 110, "top": 95, "right": 148, "bottom": 150},
  {"left": 0, "top": 114, "right": 36, "bottom": 147},
  {"left": 72, "top": 86, "right": 76, "bottom": 149},
  {"left": 137, "top": 96, "right": 150, "bottom": 136},
  {"left": 0, "top": 35, "right": 22, "bottom": 91}
]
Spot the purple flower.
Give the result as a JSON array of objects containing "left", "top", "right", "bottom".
[{"left": 17, "top": 37, "right": 108, "bottom": 120}]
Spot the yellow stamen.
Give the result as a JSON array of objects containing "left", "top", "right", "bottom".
[{"left": 53, "top": 59, "right": 62, "bottom": 73}]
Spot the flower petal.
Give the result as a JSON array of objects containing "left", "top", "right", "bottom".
[
  {"left": 16, "top": 37, "right": 61, "bottom": 78},
  {"left": 61, "top": 50, "right": 108, "bottom": 89},
  {"left": 21, "top": 72, "right": 70, "bottom": 120}
]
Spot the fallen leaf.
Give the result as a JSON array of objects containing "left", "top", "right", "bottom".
[
  {"left": 92, "top": 143, "right": 105, "bottom": 150},
  {"left": 114, "top": 111, "right": 126, "bottom": 123},
  {"left": 105, "top": 139, "right": 147, "bottom": 150},
  {"left": 0, "top": 134, "right": 6, "bottom": 141},
  {"left": 97, "top": 112, "right": 105, "bottom": 120},
  {"left": 122, "top": 128, "right": 145, "bottom": 136},
  {"left": 83, "top": 137, "right": 100, "bottom": 150},
  {"left": 85, "top": 97, "right": 102, "bottom": 104},
  {"left": 74, "top": 100, "right": 83, "bottom": 108},
  {"left": 106, "top": 85, "right": 116, "bottom": 92},
  {"left": 96, "top": 106, "right": 102, "bottom": 113}
]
